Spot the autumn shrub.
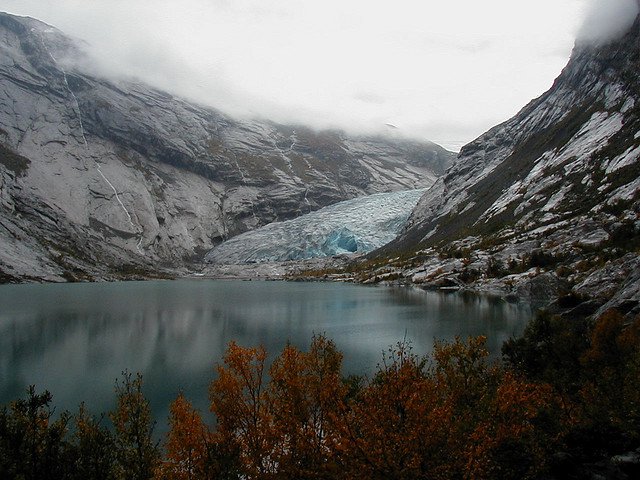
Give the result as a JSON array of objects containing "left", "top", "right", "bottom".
[
  {"left": 320, "top": 337, "right": 554, "bottom": 479},
  {"left": 334, "top": 341, "right": 441, "bottom": 479},
  {"left": 156, "top": 394, "right": 212, "bottom": 480},
  {"left": 266, "top": 336, "right": 344, "bottom": 479},
  {"left": 209, "top": 342, "right": 270, "bottom": 479},
  {"left": 432, "top": 338, "right": 553, "bottom": 479},
  {"left": 209, "top": 336, "right": 345, "bottom": 479}
]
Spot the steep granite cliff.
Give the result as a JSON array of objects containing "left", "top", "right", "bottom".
[{"left": 396, "top": 16, "right": 639, "bottom": 250}]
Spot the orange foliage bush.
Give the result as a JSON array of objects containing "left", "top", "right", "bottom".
[
  {"left": 156, "top": 393, "right": 211, "bottom": 480},
  {"left": 209, "top": 342, "right": 271, "bottom": 478},
  {"left": 201, "top": 336, "right": 556, "bottom": 479},
  {"left": 267, "top": 336, "right": 344, "bottom": 479},
  {"left": 332, "top": 337, "right": 555, "bottom": 479}
]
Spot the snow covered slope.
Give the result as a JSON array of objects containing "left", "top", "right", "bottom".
[{"left": 206, "top": 189, "right": 426, "bottom": 264}]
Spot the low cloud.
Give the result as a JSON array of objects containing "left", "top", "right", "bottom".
[
  {"left": 578, "top": 0, "right": 639, "bottom": 44},
  {"left": 4, "top": 0, "right": 589, "bottom": 147}
]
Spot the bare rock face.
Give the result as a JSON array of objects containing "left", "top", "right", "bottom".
[
  {"left": 576, "top": 254, "right": 640, "bottom": 317},
  {"left": 0, "top": 12, "right": 453, "bottom": 281},
  {"left": 392, "top": 16, "right": 640, "bottom": 252}
]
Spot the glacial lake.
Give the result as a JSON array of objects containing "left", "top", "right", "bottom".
[{"left": 0, "top": 279, "right": 532, "bottom": 431}]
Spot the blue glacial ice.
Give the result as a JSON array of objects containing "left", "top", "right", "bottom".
[{"left": 205, "top": 189, "right": 426, "bottom": 264}]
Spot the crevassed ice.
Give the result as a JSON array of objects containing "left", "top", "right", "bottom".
[{"left": 205, "top": 189, "right": 426, "bottom": 264}]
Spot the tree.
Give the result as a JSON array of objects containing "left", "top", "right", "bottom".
[
  {"left": 334, "top": 337, "right": 556, "bottom": 479},
  {"left": 157, "top": 393, "right": 211, "bottom": 480},
  {"left": 0, "top": 386, "right": 70, "bottom": 480},
  {"left": 502, "top": 311, "right": 589, "bottom": 399},
  {"left": 577, "top": 311, "right": 640, "bottom": 454},
  {"left": 209, "top": 342, "right": 270, "bottom": 478},
  {"left": 333, "top": 340, "right": 443, "bottom": 479},
  {"left": 110, "top": 371, "right": 159, "bottom": 480},
  {"left": 267, "top": 335, "right": 345, "bottom": 478},
  {"left": 502, "top": 308, "right": 640, "bottom": 467},
  {"left": 433, "top": 336, "right": 555, "bottom": 479},
  {"left": 70, "top": 403, "right": 116, "bottom": 480}
]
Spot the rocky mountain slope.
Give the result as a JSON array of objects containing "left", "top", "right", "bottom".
[
  {"left": 0, "top": 12, "right": 453, "bottom": 282},
  {"left": 317, "top": 13, "right": 640, "bottom": 317}
]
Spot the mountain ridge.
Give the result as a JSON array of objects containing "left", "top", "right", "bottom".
[{"left": 391, "top": 16, "right": 639, "bottom": 250}]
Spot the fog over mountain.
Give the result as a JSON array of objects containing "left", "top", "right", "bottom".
[
  {"left": 1, "top": 0, "right": 638, "bottom": 287},
  {"left": 578, "top": 0, "right": 639, "bottom": 43},
  {"left": 3, "top": 0, "right": 596, "bottom": 150}
]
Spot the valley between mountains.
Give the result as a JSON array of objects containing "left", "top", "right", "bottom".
[{"left": 1, "top": 10, "right": 639, "bottom": 318}]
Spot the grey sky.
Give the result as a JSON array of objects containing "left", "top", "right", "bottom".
[{"left": 3, "top": 0, "right": 638, "bottom": 151}]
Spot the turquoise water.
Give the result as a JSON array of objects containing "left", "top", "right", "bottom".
[{"left": 0, "top": 279, "right": 531, "bottom": 430}]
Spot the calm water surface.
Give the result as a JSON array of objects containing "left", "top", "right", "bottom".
[{"left": 0, "top": 279, "right": 532, "bottom": 431}]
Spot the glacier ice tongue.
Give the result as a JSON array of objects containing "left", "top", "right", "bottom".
[{"left": 205, "top": 189, "right": 426, "bottom": 264}]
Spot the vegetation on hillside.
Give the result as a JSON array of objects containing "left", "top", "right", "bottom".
[{"left": 1, "top": 310, "right": 639, "bottom": 479}]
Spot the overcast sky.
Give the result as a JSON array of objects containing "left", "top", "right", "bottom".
[{"left": 3, "top": 0, "right": 639, "bottom": 151}]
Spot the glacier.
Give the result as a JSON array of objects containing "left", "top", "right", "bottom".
[{"left": 205, "top": 189, "right": 426, "bottom": 264}]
